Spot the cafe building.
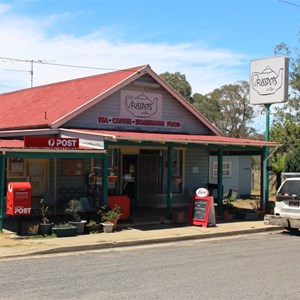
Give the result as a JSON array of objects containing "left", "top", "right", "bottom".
[{"left": 0, "top": 65, "right": 279, "bottom": 226}]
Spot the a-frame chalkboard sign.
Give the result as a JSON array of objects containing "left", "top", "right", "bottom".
[
  {"left": 188, "top": 196, "right": 211, "bottom": 227},
  {"left": 188, "top": 187, "right": 216, "bottom": 227}
]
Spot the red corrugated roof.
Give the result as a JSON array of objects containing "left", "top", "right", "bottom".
[
  {"left": 0, "top": 65, "right": 146, "bottom": 130},
  {"left": 65, "top": 129, "right": 280, "bottom": 148}
]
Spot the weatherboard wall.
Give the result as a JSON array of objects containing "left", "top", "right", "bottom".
[{"left": 63, "top": 83, "right": 212, "bottom": 135}]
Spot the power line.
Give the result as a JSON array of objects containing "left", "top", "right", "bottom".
[
  {"left": 0, "top": 56, "right": 121, "bottom": 88},
  {"left": 278, "top": 0, "right": 300, "bottom": 8},
  {"left": 0, "top": 56, "right": 120, "bottom": 71}
]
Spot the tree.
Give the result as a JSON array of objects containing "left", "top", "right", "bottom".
[
  {"left": 285, "top": 147, "right": 300, "bottom": 172},
  {"left": 271, "top": 40, "right": 300, "bottom": 147},
  {"left": 159, "top": 71, "right": 193, "bottom": 103},
  {"left": 270, "top": 152, "right": 287, "bottom": 190},
  {"left": 193, "top": 81, "right": 256, "bottom": 138}
]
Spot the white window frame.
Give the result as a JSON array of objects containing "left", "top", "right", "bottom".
[{"left": 212, "top": 161, "right": 232, "bottom": 178}]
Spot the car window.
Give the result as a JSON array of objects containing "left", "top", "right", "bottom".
[{"left": 278, "top": 181, "right": 300, "bottom": 195}]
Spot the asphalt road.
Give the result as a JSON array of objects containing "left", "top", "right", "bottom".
[{"left": 0, "top": 231, "right": 299, "bottom": 300}]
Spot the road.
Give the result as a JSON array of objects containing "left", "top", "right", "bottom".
[{"left": 0, "top": 231, "right": 299, "bottom": 300}]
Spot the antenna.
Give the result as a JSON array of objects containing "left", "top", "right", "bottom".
[{"left": 3, "top": 58, "right": 53, "bottom": 88}]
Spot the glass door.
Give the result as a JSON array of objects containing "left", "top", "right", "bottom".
[{"left": 122, "top": 155, "right": 137, "bottom": 207}]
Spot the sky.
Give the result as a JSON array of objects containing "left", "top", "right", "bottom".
[{"left": 0, "top": 0, "right": 299, "bottom": 132}]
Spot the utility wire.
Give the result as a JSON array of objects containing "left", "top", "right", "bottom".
[
  {"left": 0, "top": 56, "right": 120, "bottom": 71},
  {"left": 0, "top": 56, "right": 123, "bottom": 88},
  {"left": 278, "top": 0, "right": 300, "bottom": 8}
]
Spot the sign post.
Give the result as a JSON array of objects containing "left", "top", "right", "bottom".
[{"left": 249, "top": 56, "right": 289, "bottom": 210}]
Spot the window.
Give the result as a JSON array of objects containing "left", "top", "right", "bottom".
[
  {"left": 61, "top": 159, "right": 85, "bottom": 176},
  {"left": 7, "top": 158, "right": 25, "bottom": 177},
  {"left": 212, "top": 161, "right": 232, "bottom": 178}
]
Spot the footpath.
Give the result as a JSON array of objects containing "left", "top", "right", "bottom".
[{"left": 0, "top": 220, "right": 280, "bottom": 259}]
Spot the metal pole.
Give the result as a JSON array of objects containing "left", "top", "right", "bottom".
[
  {"left": 262, "top": 104, "right": 271, "bottom": 211},
  {"left": 167, "top": 147, "right": 173, "bottom": 220},
  {"left": 0, "top": 153, "right": 6, "bottom": 232},
  {"left": 217, "top": 149, "right": 223, "bottom": 215},
  {"left": 102, "top": 152, "right": 108, "bottom": 206}
]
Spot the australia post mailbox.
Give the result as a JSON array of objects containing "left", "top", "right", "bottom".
[{"left": 6, "top": 182, "right": 32, "bottom": 216}]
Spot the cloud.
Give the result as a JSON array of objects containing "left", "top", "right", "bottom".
[{"left": 0, "top": 7, "right": 250, "bottom": 95}]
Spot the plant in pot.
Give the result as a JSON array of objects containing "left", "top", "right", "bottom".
[
  {"left": 52, "top": 223, "right": 77, "bottom": 237},
  {"left": 98, "top": 205, "right": 122, "bottom": 233},
  {"left": 85, "top": 219, "right": 101, "bottom": 234},
  {"left": 222, "top": 198, "right": 236, "bottom": 220},
  {"left": 38, "top": 198, "right": 54, "bottom": 236},
  {"left": 108, "top": 168, "right": 118, "bottom": 183},
  {"left": 65, "top": 199, "right": 87, "bottom": 235}
]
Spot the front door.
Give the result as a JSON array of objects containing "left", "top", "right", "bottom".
[
  {"left": 137, "top": 154, "right": 158, "bottom": 207},
  {"left": 27, "top": 159, "right": 48, "bottom": 198},
  {"left": 122, "top": 154, "right": 137, "bottom": 208}
]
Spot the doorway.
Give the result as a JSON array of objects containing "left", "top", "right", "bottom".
[
  {"left": 27, "top": 159, "right": 48, "bottom": 198},
  {"left": 137, "top": 153, "right": 159, "bottom": 207},
  {"left": 122, "top": 154, "right": 137, "bottom": 208}
]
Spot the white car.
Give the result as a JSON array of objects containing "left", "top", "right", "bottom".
[{"left": 264, "top": 176, "right": 300, "bottom": 232}]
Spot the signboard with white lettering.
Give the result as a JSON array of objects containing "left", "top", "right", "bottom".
[
  {"left": 24, "top": 137, "right": 79, "bottom": 148},
  {"left": 249, "top": 56, "right": 289, "bottom": 105}
]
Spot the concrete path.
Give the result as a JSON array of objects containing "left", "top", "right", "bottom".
[{"left": 0, "top": 221, "right": 280, "bottom": 259}]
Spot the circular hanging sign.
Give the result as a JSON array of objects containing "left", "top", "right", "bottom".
[{"left": 196, "top": 187, "right": 209, "bottom": 197}]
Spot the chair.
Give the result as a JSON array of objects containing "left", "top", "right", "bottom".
[
  {"left": 80, "top": 197, "right": 97, "bottom": 213},
  {"left": 223, "top": 189, "right": 238, "bottom": 203},
  {"left": 43, "top": 193, "right": 56, "bottom": 214}
]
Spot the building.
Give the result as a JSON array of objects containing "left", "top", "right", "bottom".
[{"left": 0, "top": 65, "right": 280, "bottom": 228}]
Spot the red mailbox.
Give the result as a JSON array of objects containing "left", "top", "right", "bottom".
[{"left": 6, "top": 182, "right": 32, "bottom": 216}]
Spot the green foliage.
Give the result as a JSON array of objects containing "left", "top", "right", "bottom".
[
  {"left": 97, "top": 205, "right": 122, "bottom": 223},
  {"left": 285, "top": 147, "right": 300, "bottom": 172},
  {"left": 194, "top": 81, "right": 256, "bottom": 137},
  {"left": 65, "top": 199, "right": 81, "bottom": 221},
  {"left": 270, "top": 153, "right": 287, "bottom": 190},
  {"left": 274, "top": 42, "right": 300, "bottom": 96},
  {"left": 270, "top": 99, "right": 300, "bottom": 150},
  {"left": 159, "top": 71, "right": 193, "bottom": 103},
  {"left": 40, "top": 199, "right": 49, "bottom": 224},
  {"left": 53, "top": 223, "right": 74, "bottom": 228}
]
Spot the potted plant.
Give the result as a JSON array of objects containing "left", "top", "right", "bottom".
[
  {"left": 108, "top": 168, "right": 118, "bottom": 183},
  {"left": 85, "top": 220, "right": 101, "bottom": 234},
  {"left": 98, "top": 205, "right": 122, "bottom": 232},
  {"left": 65, "top": 199, "right": 87, "bottom": 234},
  {"left": 38, "top": 198, "right": 54, "bottom": 236},
  {"left": 222, "top": 197, "right": 236, "bottom": 220},
  {"left": 52, "top": 223, "right": 77, "bottom": 237}
]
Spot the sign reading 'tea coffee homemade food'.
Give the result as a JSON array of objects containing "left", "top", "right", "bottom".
[
  {"left": 97, "top": 90, "right": 181, "bottom": 128},
  {"left": 249, "top": 56, "right": 289, "bottom": 105}
]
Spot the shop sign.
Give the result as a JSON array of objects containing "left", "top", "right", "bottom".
[
  {"left": 249, "top": 56, "right": 289, "bottom": 105},
  {"left": 97, "top": 116, "right": 181, "bottom": 128},
  {"left": 120, "top": 90, "right": 162, "bottom": 119},
  {"left": 97, "top": 90, "right": 182, "bottom": 128},
  {"left": 24, "top": 136, "right": 79, "bottom": 148}
]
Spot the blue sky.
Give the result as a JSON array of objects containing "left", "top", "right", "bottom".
[{"left": 0, "top": 0, "right": 299, "bottom": 131}]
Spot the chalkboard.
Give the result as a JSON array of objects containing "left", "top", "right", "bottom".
[
  {"left": 193, "top": 199, "right": 208, "bottom": 220},
  {"left": 188, "top": 196, "right": 213, "bottom": 227}
]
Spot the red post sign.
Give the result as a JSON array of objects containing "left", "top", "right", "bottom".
[
  {"left": 6, "top": 182, "right": 32, "bottom": 216},
  {"left": 24, "top": 136, "right": 79, "bottom": 148}
]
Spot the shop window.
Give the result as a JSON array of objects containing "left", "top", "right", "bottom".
[
  {"left": 108, "top": 149, "right": 120, "bottom": 194},
  {"left": 61, "top": 158, "right": 84, "bottom": 176},
  {"left": 212, "top": 161, "right": 232, "bottom": 178},
  {"left": 7, "top": 158, "right": 25, "bottom": 178}
]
